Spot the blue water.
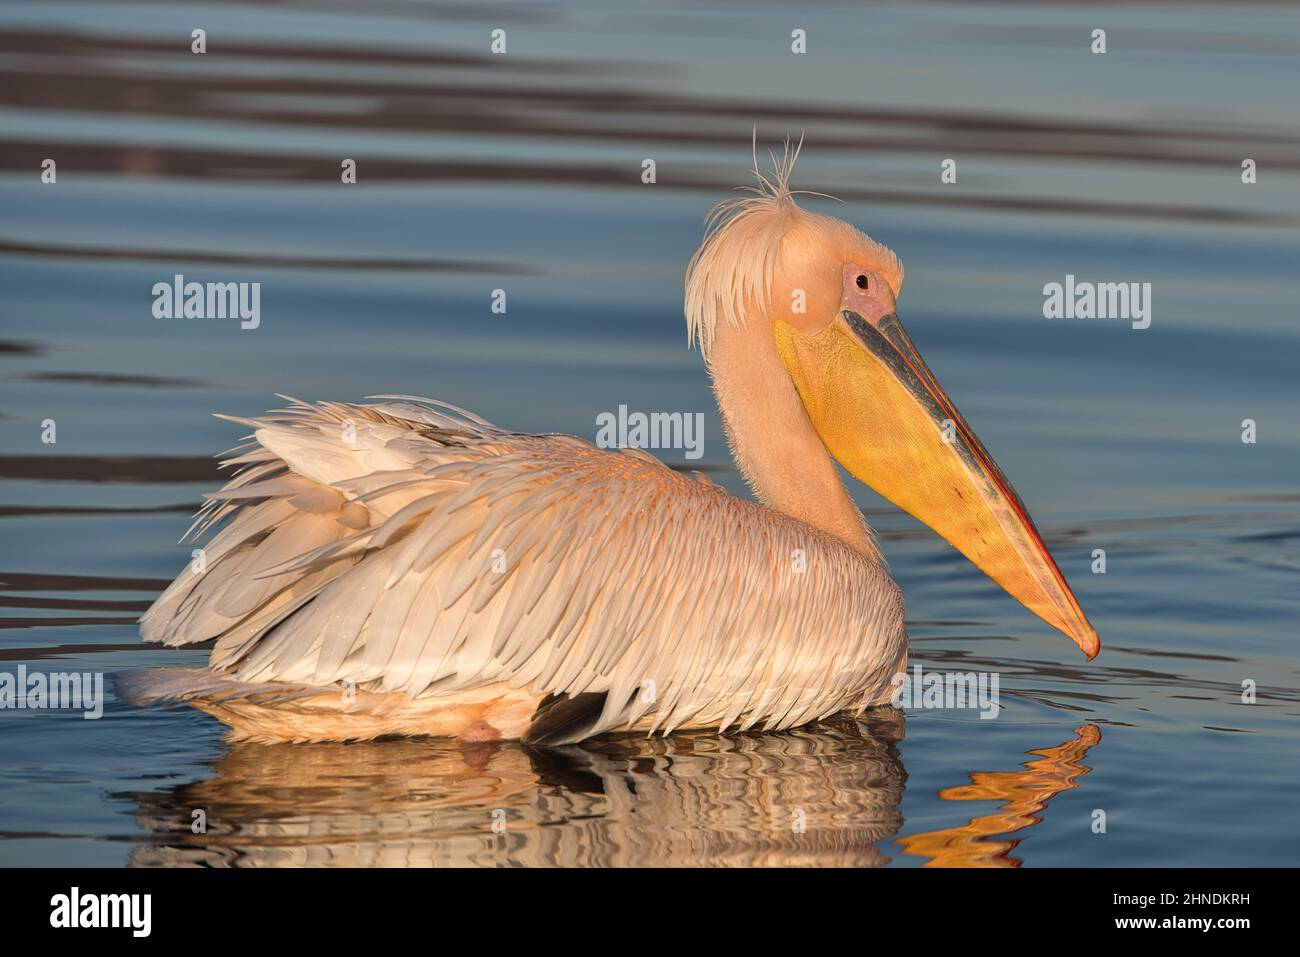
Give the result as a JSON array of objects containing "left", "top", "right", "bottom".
[{"left": 1, "top": 0, "right": 1297, "bottom": 866}]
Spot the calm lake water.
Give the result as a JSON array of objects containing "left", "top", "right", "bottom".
[{"left": 2, "top": 1, "right": 1298, "bottom": 867}]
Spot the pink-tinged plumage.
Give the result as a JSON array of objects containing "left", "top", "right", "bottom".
[
  {"left": 124, "top": 141, "right": 1097, "bottom": 744},
  {"left": 129, "top": 396, "right": 906, "bottom": 743}
]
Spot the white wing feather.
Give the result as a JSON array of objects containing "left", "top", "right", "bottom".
[{"left": 139, "top": 396, "right": 907, "bottom": 736}]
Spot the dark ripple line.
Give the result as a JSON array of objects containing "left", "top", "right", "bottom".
[
  {"left": 0, "top": 595, "right": 150, "bottom": 613},
  {"left": 0, "top": 641, "right": 165, "bottom": 661},
  {"left": 19, "top": 371, "right": 209, "bottom": 388},
  {"left": 0, "top": 340, "right": 46, "bottom": 356},
  {"left": 0, "top": 239, "right": 539, "bottom": 275},
  {"left": 1, "top": 143, "right": 1293, "bottom": 228},
  {"left": 0, "top": 616, "right": 138, "bottom": 629},
  {"left": 2, "top": 34, "right": 1296, "bottom": 149},
  {"left": 0, "top": 455, "right": 220, "bottom": 484},
  {"left": 0, "top": 503, "right": 197, "bottom": 518},
  {"left": 0, "top": 571, "right": 171, "bottom": 592}
]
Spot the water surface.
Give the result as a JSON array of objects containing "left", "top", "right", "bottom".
[{"left": 1, "top": 0, "right": 1298, "bottom": 867}]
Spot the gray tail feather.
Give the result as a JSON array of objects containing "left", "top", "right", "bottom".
[{"left": 111, "top": 667, "right": 320, "bottom": 708}]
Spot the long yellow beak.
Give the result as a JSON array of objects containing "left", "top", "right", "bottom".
[{"left": 775, "top": 310, "right": 1099, "bottom": 658}]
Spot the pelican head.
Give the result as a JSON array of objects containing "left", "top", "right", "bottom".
[{"left": 686, "top": 145, "right": 1099, "bottom": 658}]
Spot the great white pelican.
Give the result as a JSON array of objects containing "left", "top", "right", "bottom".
[{"left": 121, "top": 147, "right": 1099, "bottom": 745}]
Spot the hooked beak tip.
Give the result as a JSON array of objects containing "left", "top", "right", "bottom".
[{"left": 1071, "top": 622, "right": 1101, "bottom": 660}]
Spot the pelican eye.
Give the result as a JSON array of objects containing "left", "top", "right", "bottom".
[{"left": 856, "top": 274, "right": 869, "bottom": 290}]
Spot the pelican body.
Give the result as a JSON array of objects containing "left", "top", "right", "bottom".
[{"left": 123, "top": 151, "right": 1098, "bottom": 746}]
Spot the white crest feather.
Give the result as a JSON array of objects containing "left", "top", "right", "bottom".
[{"left": 684, "top": 136, "right": 904, "bottom": 362}]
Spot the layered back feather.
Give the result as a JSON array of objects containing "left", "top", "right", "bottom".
[{"left": 138, "top": 396, "right": 908, "bottom": 738}]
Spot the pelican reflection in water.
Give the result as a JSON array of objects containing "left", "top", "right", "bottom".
[
  {"left": 118, "top": 718, "right": 1100, "bottom": 867},
  {"left": 895, "top": 724, "right": 1102, "bottom": 867},
  {"left": 118, "top": 142, "right": 1097, "bottom": 745}
]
